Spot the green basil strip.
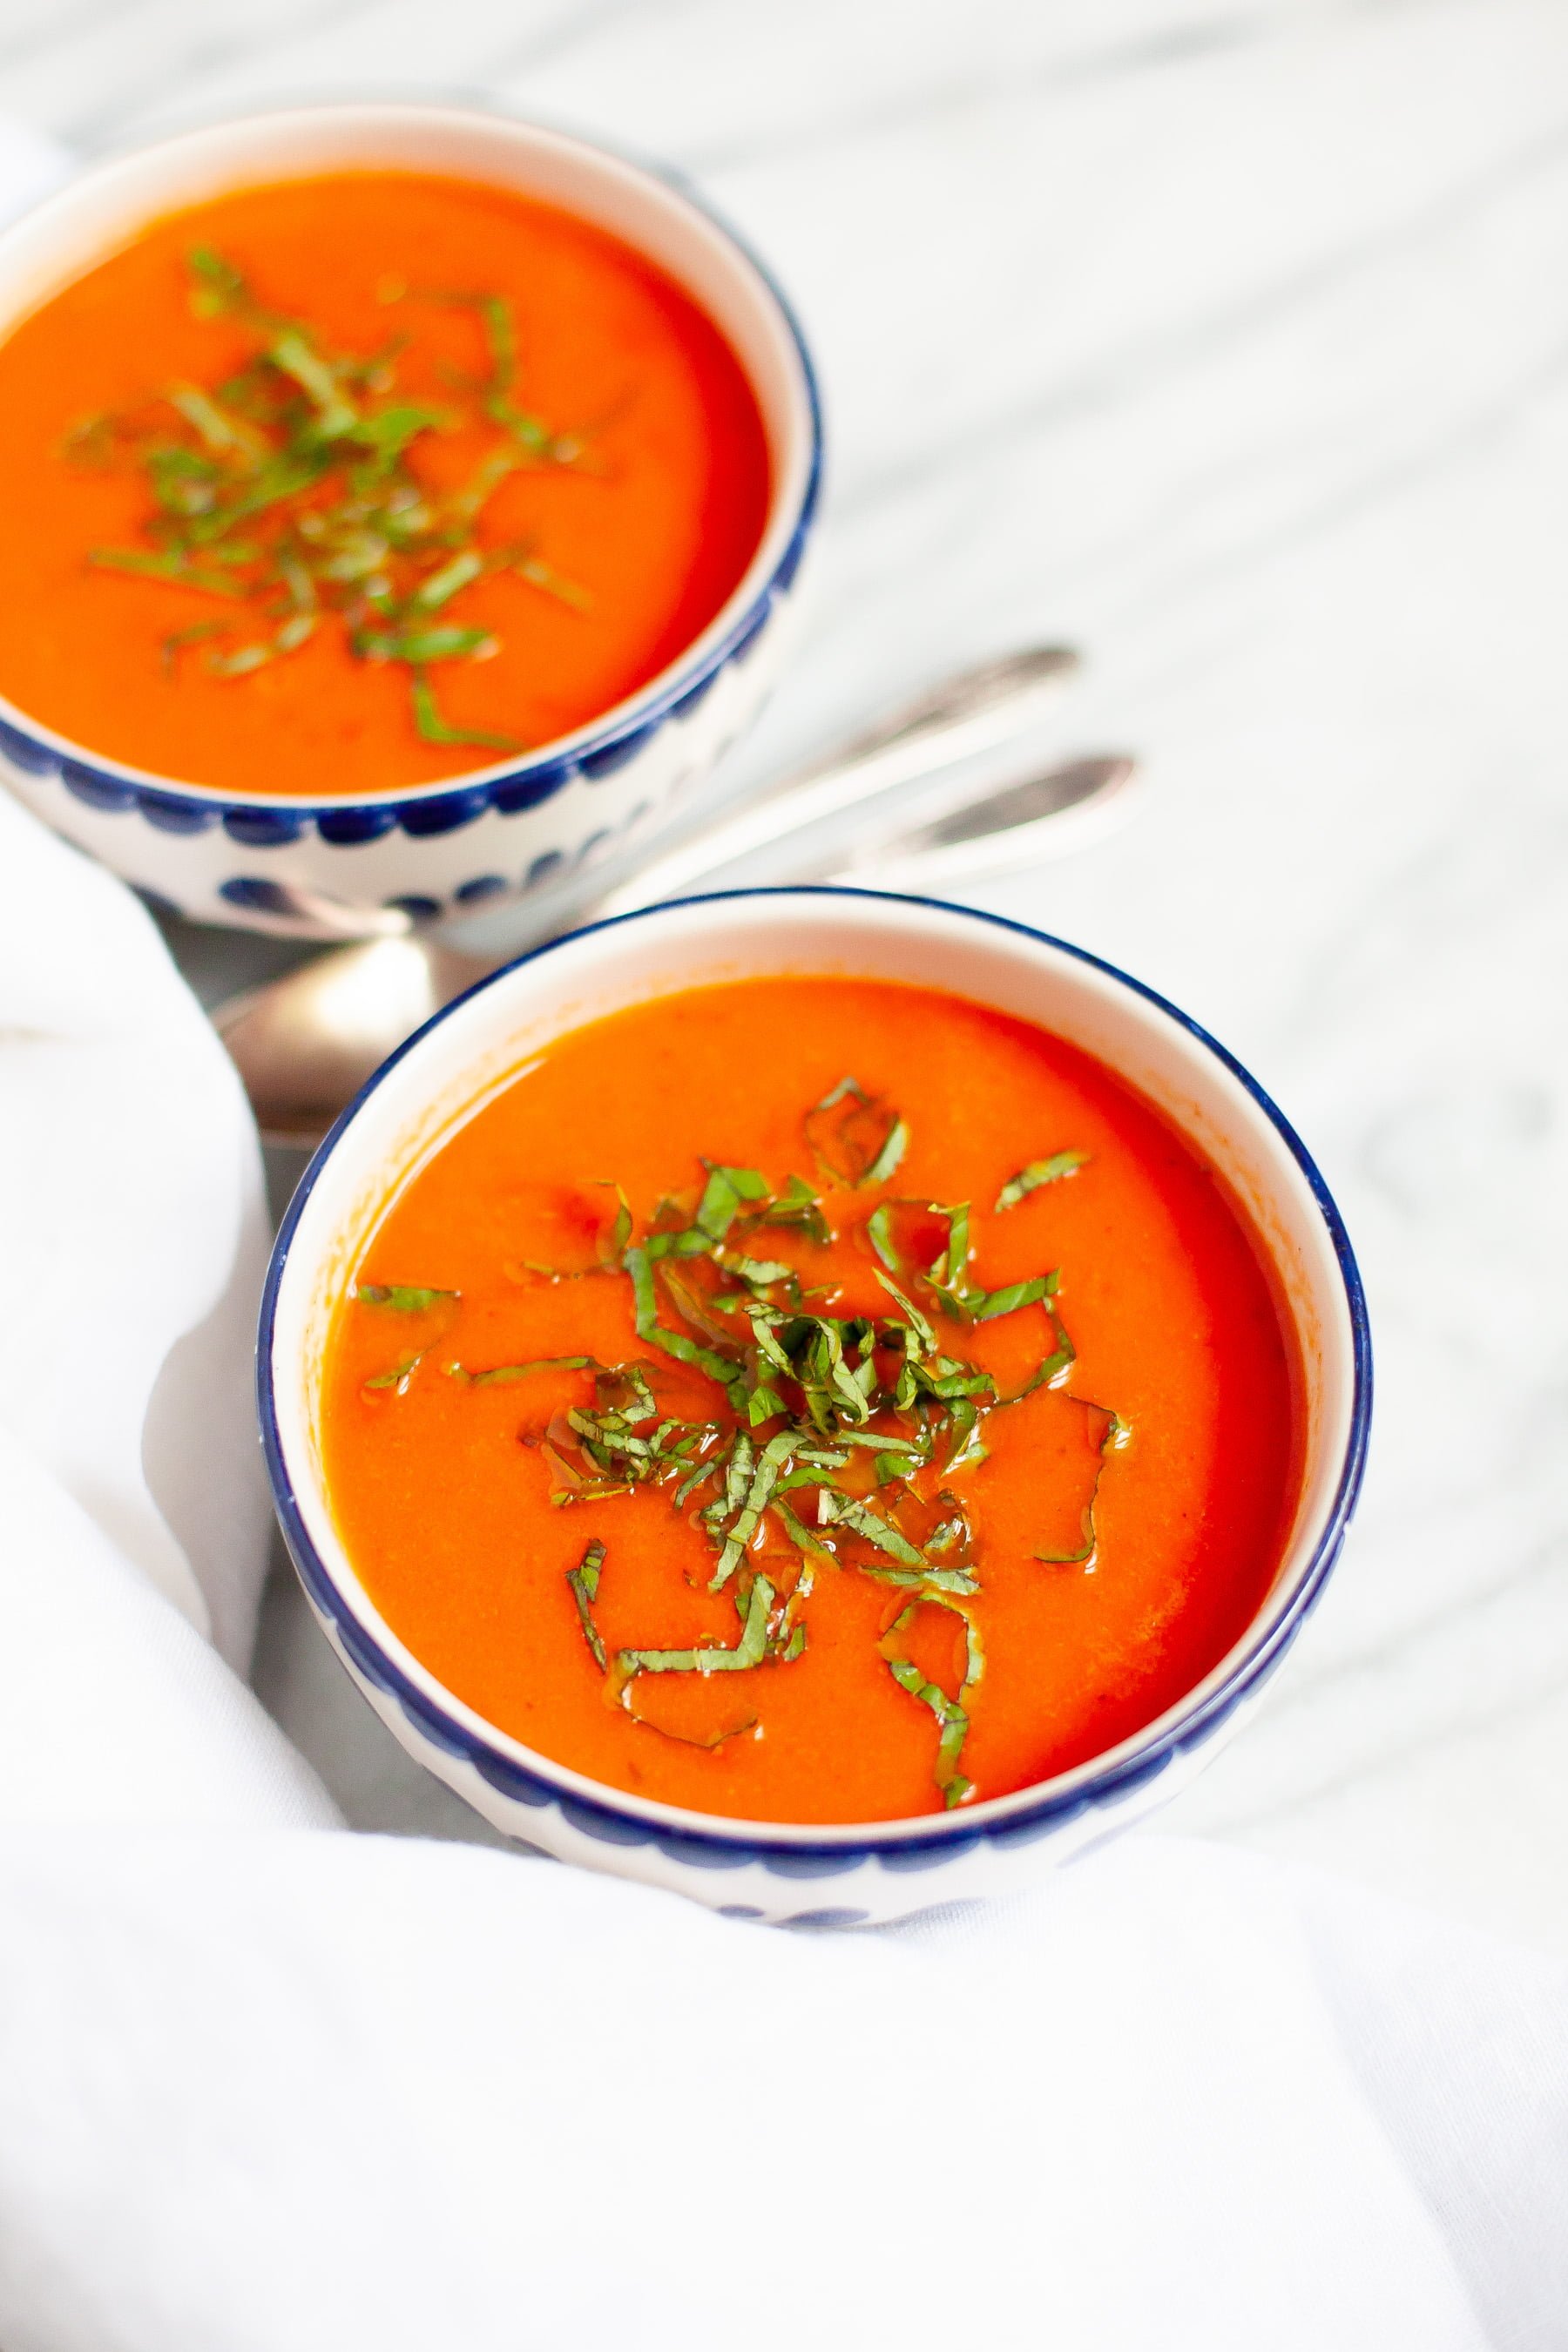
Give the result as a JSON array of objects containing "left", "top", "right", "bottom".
[
  {"left": 1035, "top": 1409, "right": 1130, "bottom": 1567},
  {"left": 412, "top": 547, "right": 485, "bottom": 610},
  {"left": 774, "top": 1497, "right": 839, "bottom": 1565},
  {"left": 408, "top": 672, "right": 521, "bottom": 751},
  {"left": 942, "top": 1395, "right": 989, "bottom": 1476},
  {"left": 673, "top": 1454, "right": 720, "bottom": 1509},
  {"left": 861, "top": 1562, "right": 977, "bottom": 1596},
  {"left": 996, "top": 1151, "right": 1089, "bottom": 1212},
  {"left": 477, "top": 294, "right": 517, "bottom": 397},
  {"left": 363, "top": 1348, "right": 425, "bottom": 1396},
  {"left": 1004, "top": 1337, "right": 1075, "bottom": 1403},
  {"left": 807, "top": 1077, "right": 909, "bottom": 1188},
  {"left": 354, "top": 1283, "right": 458, "bottom": 1313},
  {"left": 568, "top": 1409, "right": 654, "bottom": 1464},
  {"left": 758, "top": 1175, "right": 830, "bottom": 1246},
  {"left": 567, "top": 1540, "right": 608, "bottom": 1670},
  {"left": 864, "top": 1118, "right": 909, "bottom": 1186},
  {"left": 269, "top": 326, "right": 360, "bottom": 438},
  {"left": 585, "top": 1180, "right": 633, "bottom": 1267},
  {"left": 726, "top": 1256, "right": 794, "bottom": 1288},
  {"left": 166, "top": 382, "right": 252, "bottom": 453},
  {"left": 972, "top": 1274, "right": 1056, "bottom": 1322},
  {"left": 817, "top": 1490, "right": 927, "bottom": 1571},
  {"left": 448, "top": 1355, "right": 595, "bottom": 1386},
  {"left": 866, "top": 1202, "right": 901, "bottom": 1272},
  {"left": 747, "top": 1382, "right": 787, "bottom": 1427},
  {"left": 694, "top": 1164, "right": 769, "bottom": 1244},
  {"left": 625, "top": 1706, "right": 760, "bottom": 1751},
  {"left": 929, "top": 1202, "right": 972, "bottom": 1290},
  {"left": 188, "top": 245, "right": 249, "bottom": 314},
  {"left": 883, "top": 1592, "right": 985, "bottom": 1806},
  {"left": 803, "top": 1320, "right": 875, "bottom": 1429},
  {"left": 874, "top": 1270, "right": 936, "bottom": 1351},
  {"left": 709, "top": 1429, "right": 798, "bottom": 1590},
  {"left": 350, "top": 402, "right": 449, "bottom": 462},
  {"left": 625, "top": 1245, "right": 740, "bottom": 1388},
  {"left": 744, "top": 1304, "right": 795, "bottom": 1377},
  {"left": 358, "top": 623, "right": 494, "bottom": 664},
  {"left": 888, "top": 1659, "right": 971, "bottom": 1807},
  {"left": 643, "top": 1227, "right": 713, "bottom": 1263},
  {"left": 90, "top": 547, "right": 249, "bottom": 598},
  {"left": 722, "top": 1430, "right": 754, "bottom": 1516},
  {"left": 916, "top": 1362, "right": 996, "bottom": 1402},
  {"left": 620, "top": 1573, "right": 774, "bottom": 1676}
]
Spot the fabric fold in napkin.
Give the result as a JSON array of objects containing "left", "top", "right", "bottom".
[{"left": 0, "top": 791, "right": 274, "bottom": 1671}]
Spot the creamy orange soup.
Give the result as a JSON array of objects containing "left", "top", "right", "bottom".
[
  {"left": 0, "top": 171, "right": 769, "bottom": 794},
  {"left": 319, "top": 977, "right": 1301, "bottom": 1825}
]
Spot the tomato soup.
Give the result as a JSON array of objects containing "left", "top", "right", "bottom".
[
  {"left": 320, "top": 978, "right": 1301, "bottom": 1824},
  {"left": 0, "top": 172, "right": 769, "bottom": 796}
]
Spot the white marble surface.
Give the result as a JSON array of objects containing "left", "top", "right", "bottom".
[{"left": 17, "top": 0, "right": 1568, "bottom": 1951}]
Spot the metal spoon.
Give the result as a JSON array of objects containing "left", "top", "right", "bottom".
[{"left": 219, "top": 747, "right": 1137, "bottom": 1146}]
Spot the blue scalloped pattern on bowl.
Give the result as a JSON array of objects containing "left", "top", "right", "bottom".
[{"left": 257, "top": 891, "right": 1373, "bottom": 1921}]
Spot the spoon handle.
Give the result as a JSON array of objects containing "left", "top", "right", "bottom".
[
  {"left": 820, "top": 755, "right": 1139, "bottom": 893},
  {"left": 582, "top": 644, "right": 1078, "bottom": 923}
]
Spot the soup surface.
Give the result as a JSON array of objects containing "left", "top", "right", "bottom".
[
  {"left": 0, "top": 171, "right": 770, "bottom": 795},
  {"left": 320, "top": 977, "right": 1301, "bottom": 1824}
]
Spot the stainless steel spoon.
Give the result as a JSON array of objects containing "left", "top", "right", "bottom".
[{"left": 219, "top": 747, "right": 1137, "bottom": 1146}]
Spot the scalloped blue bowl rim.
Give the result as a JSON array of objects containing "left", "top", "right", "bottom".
[
  {"left": 259, "top": 886, "right": 1373, "bottom": 1879},
  {"left": 0, "top": 127, "right": 822, "bottom": 845}
]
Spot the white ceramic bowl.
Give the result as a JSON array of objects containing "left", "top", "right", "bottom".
[
  {"left": 0, "top": 106, "right": 821, "bottom": 935},
  {"left": 260, "top": 889, "right": 1371, "bottom": 1924}
]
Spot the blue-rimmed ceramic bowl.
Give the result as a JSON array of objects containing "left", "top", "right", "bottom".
[
  {"left": 0, "top": 106, "right": 821, "bottom": 936},
  {"left": 260, "top": 888, "right": 1371, "bottom": 1923}
]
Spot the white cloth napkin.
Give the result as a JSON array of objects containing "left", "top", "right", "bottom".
[
  {"left": 1, "top": 131, "right": 1566, "bottom": 2352},
  {"left": 3, "top": 734, "right": 1568, "bottom": 2352}
]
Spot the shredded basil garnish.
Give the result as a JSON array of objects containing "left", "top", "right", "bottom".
[
  {"left": 71, "top": 247, "right": 601, "bottom": 747},
  {"left": 416, "top": 1084, "right": 1124, "bottom": 1791}
]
